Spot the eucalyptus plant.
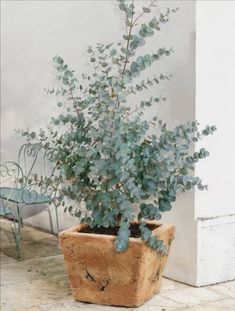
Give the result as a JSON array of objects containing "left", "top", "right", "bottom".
[{"left": 21, "top": 0, "right": 216, "bottom": 254}]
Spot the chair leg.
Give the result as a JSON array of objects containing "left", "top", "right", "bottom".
[
  {"left": 11, "top": 211, "right": 17, "bottom": 239},
  {"left": 47, "top": 207, "right": 54, "bottom": 234},
  {"left": 55, "top": 205, "right": 60, "bottom": 234},
  {"left": 15, "top": 205, "right": 22, "bottom": 258},
  {"left": 11, "top": 209, "right": 21, "bottom": 258},
  {"left": 15, "top": 224, "right": 21, "bottom": 258},
  {"left": 17, "top": 205, "right": 24, "bottom": 228}
]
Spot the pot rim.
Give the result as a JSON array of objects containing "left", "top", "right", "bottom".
[{"left": 59, "top": 221, "right": 175, "bottom": 243}]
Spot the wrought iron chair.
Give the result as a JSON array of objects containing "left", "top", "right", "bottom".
[{"left": 0, "top": 143, "right": 60, "bottom": 257}]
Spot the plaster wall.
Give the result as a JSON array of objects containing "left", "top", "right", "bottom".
[
  {"left": 195, "top": 0, "right": 235, "bottom": 219},
  {"left": 194, "top": 1, "right": 235, "bottom": 285}
]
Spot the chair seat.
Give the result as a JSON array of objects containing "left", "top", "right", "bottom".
[{"left": 0, "top": 187, "right": 51, "bottom": 205}]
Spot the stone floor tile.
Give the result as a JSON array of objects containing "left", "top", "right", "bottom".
[
  {"left": 15, "top": 307, "right": 42, "bottom": 311},
  {"left": 0, "top": 226, "right": 16, "bottom": 248},
  {"left": 19, "top": 227, "right": 57, "bottom": 242},
  {"left": 180, "top": 298, "right": 235, "bottom": 311},
  {"left": 1, "top": 255, "right": 67, "bottom": 286},
  {"left": 0, "top": 230, "right": 9, "bottom": 240},
  {"left": 1, "top": 262, "right": 39, "bottom": 285},
  {"left": 1, "top": 237, "right": 61, "bottom": 261},
  {"left": 0, "top": 218, "right": 16, "bottom": 233},
  {"left": 160, "top": 287, "right": 227, "bottom": 307},
  {"left": 1, "top": 304, "right": 23, "bottom": 311},
  {"left": 161, "top": 277, "right": 189, "bottom": 292},
  {"left": 140, "top": 294, "right": 186, "bottom": 311},
  {"left": 0, "top": 237, "right": 17, "bottom": 248},
  {"left": 1, "top": 219, "right": 57, "bottom": 242},
  {"left": 38, "top": 294, "right": 185, "bottom": 311},
  {"left": 2, "top": 305, "right": 42, "bottom": 311},
  {"left": 0, "top": 219, "right": 57, "bottom": 254},
  {"left": 1, "top": 275, "right": 72, "bottom": 310},
  {"left": 39, "top": 301, "right": 104, "bottom": 311},
  {"left": 0, "top": 252, "right": 17, "bottom": 265},
  {"left": 208, "top": 280, "right": 235, "bottom": 298},
  {"left": 0, "top": 228, "right": 15, "bottom": 240},
  {"left": 18, "top": 255, "right": 66, "bottom": 279}
]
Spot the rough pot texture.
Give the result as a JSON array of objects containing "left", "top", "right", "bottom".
[{"left": 59, "top": 222, "right": 175, "bottom": 307}]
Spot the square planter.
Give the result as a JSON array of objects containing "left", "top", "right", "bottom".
[{"left": 59, "top": 222, "right": 175, "bottom": 307}]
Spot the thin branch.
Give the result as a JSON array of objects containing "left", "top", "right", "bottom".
[
  {"left": 133, "top": 0, "right": 156, "bottom": 25},
  {"left": 121, "top": 0, "right": 135, "bottom": 76},
  {"left": 123, "top": 104, "right": 142, "bottom": 120}
]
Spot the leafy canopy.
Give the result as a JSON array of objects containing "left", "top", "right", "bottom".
[{"left": 21, "top": 0, "right": 216, "bottom": 254}]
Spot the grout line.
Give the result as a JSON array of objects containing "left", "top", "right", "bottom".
[
  {"left": 206, "top": 285, "right": 235, "bottom": 299},
  {"left": 179, "top": 297, "right": 235, "bottom": 311},
  {"left": 2, "top": 273, "right": 69, "bottom": 287},
  {"left": 160, "top": 286, "right": 230, "bottom": 306},
  {"left": 163, "top": 276, "right": 196, "bottom": 288},
  {"left": 158, "top": 294, "right": 189, "bottom": 307}
]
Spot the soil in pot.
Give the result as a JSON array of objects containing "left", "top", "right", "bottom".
[{"left": 79, "top": 223, "right": 161, "bottom": 238}]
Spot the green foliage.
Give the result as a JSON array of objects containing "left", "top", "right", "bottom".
[{"left": 21, "top": 0, "right": 216, "bottom": 255}]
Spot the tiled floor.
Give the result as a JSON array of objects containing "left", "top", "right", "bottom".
[{"left": 0, "top": 218, "right": 234, "bottom": 311}]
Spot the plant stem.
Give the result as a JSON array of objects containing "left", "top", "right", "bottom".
[
  {"left": 121, "top": 0, "right": 156, "bottom": 77},
  {"left": 133, "top": 0, "right": 156, "bottom": 25},
  {"left": 121, "top": 0, "right": 135, "bottom": 76}
]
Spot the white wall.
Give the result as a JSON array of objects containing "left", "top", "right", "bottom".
[
  {"left": 194, "top": 1, "right": 235, "bottom": 285},
  {"left": 1, "top": 0, "right": 195, "bottom": 160},
  {"left": 196, "top": 0, "right": 235, "bottom": 219},
  {"left": 1, "top": 0, "right": 124, "bottom": 161}
]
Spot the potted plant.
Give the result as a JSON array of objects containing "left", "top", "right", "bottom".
[{"left": 21, "top": 0, "right": 216, "bottom": 307}]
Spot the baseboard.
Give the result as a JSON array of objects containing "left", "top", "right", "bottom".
[{"left": 195, "top": 213, "right": 235, "bottom": 286}]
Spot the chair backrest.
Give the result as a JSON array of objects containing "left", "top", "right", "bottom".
[
  {"left": 0, "top": 161, "right": 24, "bottom": 189},
  {"left": 0, "top": 161, "right": 25, "bottom": 210},
  {"left": 18, "top": 143, "right": 60, "bottom": 195},
  {"left": 17, "top": 143, "right": 40, "bottom": 187},
  {"left": 0, "top": 143, "right": 60, "bottom": 205}
]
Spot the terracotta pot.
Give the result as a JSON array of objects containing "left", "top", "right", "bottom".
[{"left": 59, "top": 222, "right": 175, "bottom": 307}]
